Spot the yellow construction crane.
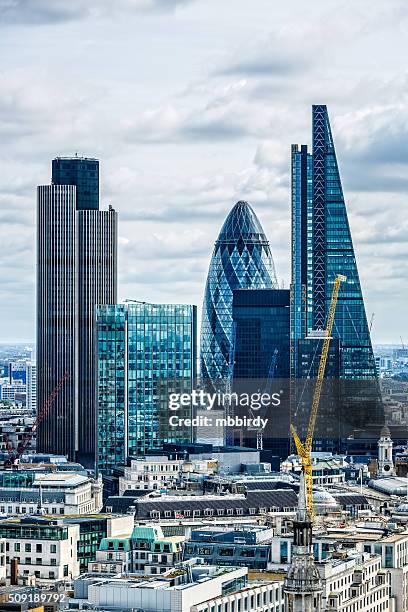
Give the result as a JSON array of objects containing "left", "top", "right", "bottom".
[{"left": 291, "top": 274, "right": 346, "bottom": 517}]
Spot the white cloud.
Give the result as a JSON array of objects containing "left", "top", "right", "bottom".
[
  {"left": 0, "top": 0, "right": 407, "bottom": 343},
  {"left": 0, "top": 0, "right": 193, "bottom": 24}
]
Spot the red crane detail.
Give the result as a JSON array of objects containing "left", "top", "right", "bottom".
[{"left": 3, "top": 372, "right": 69, "bottom": 467}]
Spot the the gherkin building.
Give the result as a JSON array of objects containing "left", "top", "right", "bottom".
[{"left": 200, "top": 200, "right": 278, "bottom": 385}]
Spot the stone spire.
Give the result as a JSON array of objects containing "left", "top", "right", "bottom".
[{"left": 284, "top": 472, "right": 323, "bottom": 612}]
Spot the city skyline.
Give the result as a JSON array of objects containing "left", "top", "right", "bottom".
[{"left": 0, "top": 0, "right": 408, "bottom": 344}]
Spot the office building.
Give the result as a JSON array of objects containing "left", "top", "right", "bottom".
[
  {"left": 200, "top": 201, "right": 278, "bottom": 388},
  {"left": 8, "top": 362, "right": 27, "bottom": 385},
  {"left": 63, "top": 514, "right": 134, "bottom": 574},
  {"left": 232, "top": 288, "right": 290, "bottom": 454},
  {"left": 318, "top": 551, "right": 391, "bottom": 612},
  {"left": 104, "top": 488, "right": 298, "bottom": 518},
  {"left": 37, "top": 156, "right": 117, "bottom": 463},
  {"left": 89, "top": 524, "right": 184, "bottom": 576},
  {"left": 291, "top": 106, "right": 383, "bottom": 442},
  {"left": 25, "top": 361, "right": 36, "bottom": 413},
  {"left": 0, "top": 382, "right": 26, "bottom": 403},
  {"left": 183, "top": 525, "right": 274, "bottom": 570},
  {"left": 52, "top": 156, "right": 99, "bottom": 210},
  {"left": 363, "top": 532, "right": 408, "bottom": 612},
  {"left": 0, "top": 517, "right": 80, "bottom": 584},
  {"left": 232, "top": 289, "right": 290, "bottom": 380},
  {"left": 67, "top": 564, "right": 284, "bottom": 612},
  {"left": 96, "top": 302, "right": 197, "bottom": 475},
  {"left": 0, "top": 472, "right": 103, "bottom": 516}
]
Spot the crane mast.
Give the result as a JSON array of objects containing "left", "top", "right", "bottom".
[{"left": 291, "top": 274, "right": 346, "bottom": 517}]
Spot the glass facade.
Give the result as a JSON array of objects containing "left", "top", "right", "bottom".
[
  {"left": 291, "top": 144, "right": 313, "bottom": 377},
  {"left": 232, "top": 289, "right": 290, "bottom": 380},
  {"left": 200, "top": 201, "right": 278, "bottom": 387},
  {"left": 52, "top": 156, "right": 99, "bottom": 210},
  {"left": 311, "top": 105, "right": 377, "bottom": 380},
  {"left": 64, "top": 516, "right": 110, "bottom": 572},
  {"left": 96, "top": 302, "right": 197, "bottom": 476},
  {"left": 232, "top": 288, "right": 291, "bottom": 455},
  {"left": 0, "top": 524, "right": 68, "bottom": 541},
  {"left": 291, "top": 106, "right": 383, "bottom": 440}
]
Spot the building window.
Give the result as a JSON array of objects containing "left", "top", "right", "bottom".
[{"left": 280, "top": 541, "right": 288, "bottom": 564}]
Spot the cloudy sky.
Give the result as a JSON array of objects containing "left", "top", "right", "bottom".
[{"left": 0, "top": 0, "right": 407, "bottom": 344}]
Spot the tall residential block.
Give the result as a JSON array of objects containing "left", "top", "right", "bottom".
[
  {"left": 291, "top": 106, "right": 383, "bottom": 442},
  {"left": 37, "top": 157, "right": 117, "bottom": 463},
  {"left": 96, "top": 302, "right": 197, "bottom": 476}
]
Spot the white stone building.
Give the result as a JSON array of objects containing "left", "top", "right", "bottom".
[
  {"left": 0, "top": 517, "right": 80, "bottom": 584},
  {"left": 363, "top": 532, "right": 408, "bottom": 612},
  {"left": 118, "top": 455, "right": 217, "bottom": 494},
  {"left": 0, "top": 472, "right": 103, "bottom": 516},
  {"left": 318, "top": 552, "right": 393, "bottom": 612}
]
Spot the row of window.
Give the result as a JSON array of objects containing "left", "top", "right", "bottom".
[{"left": 147, "top": 506, "right": 295, "bottom": 519}]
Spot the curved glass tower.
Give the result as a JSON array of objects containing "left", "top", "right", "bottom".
[{"left": 200, "top": 201, "right": 278, "bottom": 386}]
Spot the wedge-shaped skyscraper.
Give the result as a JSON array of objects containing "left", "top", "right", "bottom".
[
  {"left": 200, "top": 201, "right": 278, "bottom": 386},
  {"left": 291, "top": 106, "right": 383, "bottom": 440}
]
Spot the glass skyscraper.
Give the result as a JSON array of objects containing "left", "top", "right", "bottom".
[
  {"left": 52, "top": 156, "right": 99, "bottom": 210},
  {"left": 232, "top": 289, "right": 290, "bottom": 380},
  {"left": 232, "top": 288, "right": 291, "bottom": 456},
  {"left": 37, "top": 157, "right": 117, "bottom": 463},
  {"left": 291, "top": 106, "right": 383, "bottom": 439},
  {"left": 200, "top": 201, "right": 278, "bottom": 388},
  {"left": 96, "top": 302, "right": 197, "bottom": 476}
]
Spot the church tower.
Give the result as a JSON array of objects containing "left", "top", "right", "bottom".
[
  {"left": 377, "top": 424, "right": 395, "bottom": 477},
  {"left": 284, "top": 472, "right": 323, "bottom": 612}
]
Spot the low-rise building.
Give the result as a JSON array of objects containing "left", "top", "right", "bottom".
[
  {"left": 66, "top": 563, "right": 284, "bottom": 612},
  {"left": 0, "top": 417, "right": 36, "bottom": 456},
  {"left": 88, "top": 524, "right": 184, "bottom": 576},
  {"left": 0, "top": 472, "right": 103, "bottom": 516},
  {"left": 105, "top": 489, "right": 298, "bottom": 520},
  {"left": 62, "top": 514, "right": 135, "bottom": 575},
  {"left": 0, "top": 517, "right": 80, "bottom": 584},
  {"left": 119, "top": 455, "right": 217, "bottom": 494},
  {"left": 317, "top": 551, "right": 392, "bottom": 612},
  {"left": 282, "top": 453, "right": 347, "bottom": 487},
  {"left": 363, "top": 532, "right": 408, "bottom": 611},
  {"left": 183, "top": 525, "right": 274, "bottom": 570}
]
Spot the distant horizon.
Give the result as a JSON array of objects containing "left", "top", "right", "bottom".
[{"left": 0, "top": 341, "right": 405, "bottom": 349}]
